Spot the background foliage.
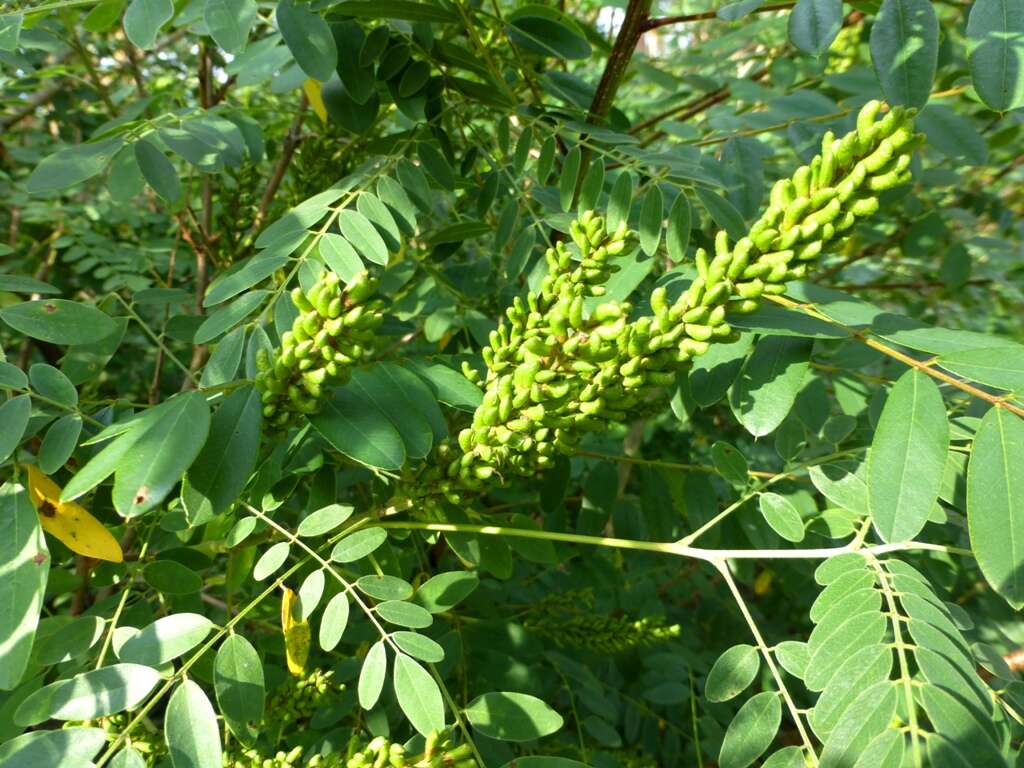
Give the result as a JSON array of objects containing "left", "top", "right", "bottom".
[{"left": 1, "top": 0, "right": 1024, "bottom": 766}]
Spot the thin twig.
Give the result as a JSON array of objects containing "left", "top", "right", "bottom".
[
  {"left": 768, "top": 294, "right": 1024, "bottom": 418},
  {"left": 641, "top": 3, "right": 794, "bottom": 31}
]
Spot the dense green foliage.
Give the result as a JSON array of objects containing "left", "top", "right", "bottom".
[{"left": 2, "top": 0, "right": 1024, "bottom": 766}]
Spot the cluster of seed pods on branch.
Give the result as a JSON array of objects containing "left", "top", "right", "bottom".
[
  {"left": 255, "top": 271, "right": 385, "bottom": 428},
  {"left": 410, "top": 100, "right": 919, "bottom": 505}
]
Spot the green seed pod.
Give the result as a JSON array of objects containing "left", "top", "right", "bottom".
[
  {"left": 867, "top": 170, "right": 901, "bottom": 191},
  {"left": 851, "top": 196, "right": 879, "bottom": 217},
  {"left": 684, "top": 323, "right": 714, "bottom": 342},
  {"left": 782, "top": 197, "right": 811, "bottom": 230},
  {"left": 770, "top": 178, "right": 795, "bottom": 208},
  {"left": 793, "top": 165, "right": 811, "bottom": 197},
  {"left": 797, "top": 240, "right": 823, "bottom": 261},
  {"left": 863, "top": 137, "right": 894, "bottom": 173},
  {"left": 727, "top": 298, "right": 760, "bottom": 314},
  {"left": 857, "top": 100, "right": 882, "bottom": 140},
  {"left": 291, "top": 286, "right": 313, "bottom": 311},
  {"left": 682, "top": 305, "right": 709, "bottom": 324},
  {"left": 736, "top": 279, "right": 764, "bottom": 299},
  {"left": 741, "top": 262, "right": 772, "bottom": 280},
  {"left": 679, "top": 337, "right": 710, "bottom": 358}
]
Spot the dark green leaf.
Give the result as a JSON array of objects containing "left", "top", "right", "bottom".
[
  {"left": 276, "top": 0, "right": 337, "bottom": 80},
  {"left": 134, "top": 138, "right": 181, "bottom": 203},
  {"left": 705, "top": 644, "right": 760, "bottom": 703},
  {"left": 0, "top": 395, "right": 31, "bottom": 464},
  {"left": 319, "top": 592, "right": 350, "bottom": 651},
  {"left": 358, "top": 640, "right": 387, "bottom": 709},
  {"left": 868, "top": 370, "right": 948, "bottom": 543},
  {"left": 376, "top": 600, "right": 432, "bottom": 628},
  {"left": 869, "top": 0, "right": 939, "bottom": 108},
  {"left": 214, "top": 635, "right": 264, "bottom": 727},
  {"left": 15, "top": 664, "right": 160, "bottom": 725},
  {"left": 205, "top": 0, "right": 258, "bottom": 54},
  {"left": 393, "top": 653, "right": 444, "bottom": 736},
  {"left": 26, "top": 138, "right": 124, "bottom": 195},
  {"left": 111, "top": 391, "right": 211, "bottom": 517},
  {"left": 0, "top": 485, "right": 48, "bottom": 691},
  {"left": 788, "top": 0, "right": 842, "bottom": 54},
  {"left": 666, "top": 193, "right": 691, "bottom": 263},
  {"left": 729, "top": 336, "right": 812, "bottom": 437},
  {"left": 638, "top": 185, "right": 663, "bottom": 257},
  {"left": 330, "top": 527, "right": 387, "bottom": 563},
  {"left": 182, "top": 385, "right": 262, "bottom": 524},
  {"left": 338, "top": 209, "right": 389, "bottom": 266},
  {"left": 0, "top": 299, "right": 117, "bottom": 345},
  {"left": 718, "top": 691, "right": 781, "bottom": 768},
  {"left": 559, "top": 146, "right": 581, "bottom": 212},
  {"left": 165, "top": 680, "right": 222, "bottom": 768},
  {"left": 464, "top": 692, "right": 563, "bottom": 741},
  {"left": 119, "top": 614, "right": 213, "bottom": 667},
  {"left": 298, "top": 504, "right": 354, "bottom": 538},
  {"left": 967, "top": 407, "right": 1024, "bottom": 608},
  {"left": 415, "top": 571, "right": 479, "bottom": 613},
  {"left": 966, "top": 0, "right": 1024, "bottom": 111}
]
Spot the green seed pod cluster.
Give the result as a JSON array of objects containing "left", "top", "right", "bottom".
[
  {"left": 256, "top": 270, "right": 384, "bottom": 429},
  {"left": 400, "top": 101, "right": 918, "bottom": 508},
  {"left": 417, "top": 212, "right": 640, "bottom": 501},
  {"left": 345, "top": 730, "right": 477, "bottom": 768},
  {"left": 644, "top": 99, "right": 918, "bottom": 341},
  {"left": 524, "top": 593, "right": 684, "bottom": 659},
  {"left": 264, "top": 667, "right": 339, "bottom": 726},
  {"left": 82, "top": 713, "right": 166, "bottom": 763},
  {"left": 826, "top": 22, "right": 864, "bottom": 74},
  {"left": 225, "top": 743, "right": 345, "bottom": 768}
]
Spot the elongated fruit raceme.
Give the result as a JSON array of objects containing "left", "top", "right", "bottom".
[
  {"left": 402, "top": 100, "right": 920, "bottom": 506},
  {"left": 255, "top": 270, "right": 384, "bottom": 428}
]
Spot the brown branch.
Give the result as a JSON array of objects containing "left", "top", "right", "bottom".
[
  {"left": 632, "top": 66, "right": 770, "bottom": 141},
  {"left": 769, "top": 294, "right": 1024, "bottom": 418},
  {"left": 570, "top": 0, "right": 654, "bottom": 207},
  {"left": 65, "top": 22, "right": 117, "bottom": 115},
  {"left": 181, "top": 44, "right": 217, "bottom": 388},
  {"left": 641, "top": 2, "right": 794, "bottom": 31},
  {"left": 587, "top": 0, "right": 654, "bottom": 125},
  {"left": 831, "top": 278, "right": 993, "bottom": 292}
]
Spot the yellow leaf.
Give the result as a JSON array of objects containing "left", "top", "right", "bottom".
[
  {"left": 754, "top": 568, "right": 773, "bottom": 596},
  {"left": 281, "top": 586, "right": 310, "bottom": 675},
  {"left": 303, "top": 78, "right": 328, "bottom": 124},
  {"left": 26, "top": 464, "right": 123, "bottom": 563}
]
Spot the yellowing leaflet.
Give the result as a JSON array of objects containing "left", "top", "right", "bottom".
[
  {"left": 281, "top": 586, "right": 310, "bottom": 675},
  {"left": 26, "top": 464, "right": 123, "bottom": 562},
  {"left": 303, "top": 78, "right": 328, "bottom": 124}
]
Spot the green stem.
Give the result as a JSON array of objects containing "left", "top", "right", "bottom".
[
  {"left": 377, "top": 520, "right": 974, "bottom": 562},
  {"left": 870, "top": 556, "right": 922, "bottom": 768},
  {"left": 716, "top": 559, "right": 820, "bottom": 766}
]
